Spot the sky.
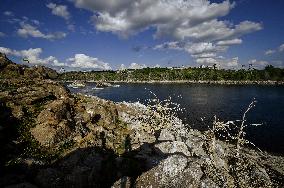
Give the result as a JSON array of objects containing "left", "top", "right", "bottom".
[{"left": 0, "top": 0, "right": 284, "bottom": 71}]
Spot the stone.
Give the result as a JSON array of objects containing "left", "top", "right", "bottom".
[
  {"left": 155, "top": 141, "right": 191, "bottom": 157},
  {"left": 5, "top": 182, "right": 38, "bottom": 188},
  {"left": 158, "top": 128, "right": 175, "bottom": 141},
  {"left": 112, "top": 177, "right": 131, "bottom": 188},
  {"left": 135, "top": 155, "right": 188, "bottom": 187}
]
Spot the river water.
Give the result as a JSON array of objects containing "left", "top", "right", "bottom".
[{"left": 68, "top": 83, "right": 284, "bottom": 154}]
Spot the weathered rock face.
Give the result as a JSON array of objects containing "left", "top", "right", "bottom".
[{"left": 0, "top": 54, "right": 284, "bottom": 188}]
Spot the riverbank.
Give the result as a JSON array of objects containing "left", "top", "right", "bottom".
[
  {"left": 66, "top": 80, "right": 284, "bottom": 85},
  {"left": 1, "top": 78, "right": 284, "bottom": 187}
]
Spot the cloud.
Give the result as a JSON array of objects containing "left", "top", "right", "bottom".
[
  {"left": 0, "top": 47, "right": 14, "bottom": 55},
  {"left": 0, "top": 46, "right": 64, "bottom": 66},
  {"left": 248, "top": 59, "right": 269, "bottom": 69},
  {"left": 66, "top": 54, "right": 111, "bottom": 70},
  {"left": 119, "top": 64, "right": 127, "bottom": 70},
  {"left": 154, "top": 41, "right": 241, "bottom": 69},
  {"left": 216, "top": 39, "right": 242, "bottom": 46},
  {"left": 17, "top": 22, "right": 66, "bottom": 40},
  {"left": 154, "top": 64, "right": 161, "bottom": 68},
  {"left": 71, "top": 0, "right": 262, "bottom": 68},
  {"left": 3, "top": 11, "right": 14, "bottom": 16},
  {"left": 47, "top": 3, "right": 70, "bottom": 20},
  {"left": 46, "top": 3, "right": 74, "bottom": 31},
  {"left": 265, "top": 43, "right": 284, "bottom": 55},
  {"left": 153, "top": 41, "right": 229, "bottom": 64},
  {"left": 0, "top": 47, "right": 111, "bottom": 71},
  {"left": 72, "top": 0, "right": 261, "bottom": 41},
  {"left": 185, "top": 42, "right": 227, "bottom": 55},
  {"left": 196, "top": 56, "right": 239, "bottom": 69},
  {"left": 0, "top": 32, "right": 6, "bottom": 37},
  {"left": 82, "top": 0, "right": 234, "bottom": 38},
  {"left": 154, "top": 41, "right": 185, "bottom": 51},
  {"left": 128, "top": 63, "right": 146, "bottom": 69},
  {"left": 279, "top": 44, "right": 284, "bottom": 52},
  {"left": 4, "top": 14, "right": 41, "bottom": 26},
  {"left": 265, "top": 50, "right": 276, "bottom": 55}
]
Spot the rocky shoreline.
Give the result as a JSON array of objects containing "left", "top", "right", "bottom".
[{"left": 1, "top": 53, "right": 284, "bottom": 187}]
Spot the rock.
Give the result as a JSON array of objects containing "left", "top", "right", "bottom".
[
  {"left": 5, "top": 182, "right": 38, "bottom": 188},
  {"left": 30, "top": 99, "right": 74, "bottom": 148},
  {"left": 182, "top": 162, "right": 204, "bottom": 187},
  {"left": 35, "top": 168, "right": 63, "bottom": 188},
  {"left": 64, "top": 166, "right": 91, "bottom": 187},
  {"left": 200, "top": 178, "right": 219, "bottom": 188},
  {"left": 96, "top": 82, "right": 112, "bottom": 88},
  {"left": 135, "top": 155, "right": 188, "bottom": 187},
  {"left": 158, "top": 128, "right": 175, "bottom": 141},
  {"left": 112, "top": 177, "right": 131, "bottom": 188},
  {"left": 155, "top": 141, "right": 191, "bottom": 157}
]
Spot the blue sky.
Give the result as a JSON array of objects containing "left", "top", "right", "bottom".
[{"left": 0, "top": 0, "right": 283, "bottom": 71}]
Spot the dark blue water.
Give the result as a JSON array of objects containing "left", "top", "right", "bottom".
[{"left": 69, "top": 83, "right": 284, "bottom": 155}]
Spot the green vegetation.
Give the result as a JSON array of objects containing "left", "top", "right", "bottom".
[{"left": 59, "top": 65, "right": 284, "bottom": 82}]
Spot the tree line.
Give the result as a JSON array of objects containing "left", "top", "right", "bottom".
[{"left": 59, "top": 65, "right": 284, "bottom": 81}]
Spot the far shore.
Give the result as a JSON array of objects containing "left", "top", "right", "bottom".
[{"left": 63, "top": 80, "right": 284, "bottom": 85}]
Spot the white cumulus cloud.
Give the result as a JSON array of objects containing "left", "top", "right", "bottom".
[
  {"left": 265, "top": 43, "right": 284, "bottom": 55},
  {"left": 265, "top": 50, "right": 276, "bottom": 55},
  {"left": 216, "top": 39, "right": 242, "bottom": 46},
  {"left": 66, "top": 54, "right": 111, "bottom": 70},
  {"left": 248, "top": 59, "right": 269, "bottom": 69},
  {"left": 17, "top": 22, "right": 66, "bottom": 40},
  {"left": 0, "top": 46, "right": 64, "bottom": 66},
  {"left": 196, "top": 56, "right": 239, "bottom": 69},
  {"left": 128, "top": 63, "right": 146, "bottom": 69},
  {"left": 71, "top": 0, "right": 261, "bottom": 41},
  {"left": 47, "top": 3, "right": 70, "bottom": 20},
  {"left": 0, "top": 47, "right": 111, "bottom": 71},
  {"left": 46, "top": 3, "right": 74, "bottom": 31},
  {"left": 71, "top": 0, "right": 262, "bottom": 68}
]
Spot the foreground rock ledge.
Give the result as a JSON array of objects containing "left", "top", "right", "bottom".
[{"left": 0, "top": 54, "right": 284, "bottom": 188}]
